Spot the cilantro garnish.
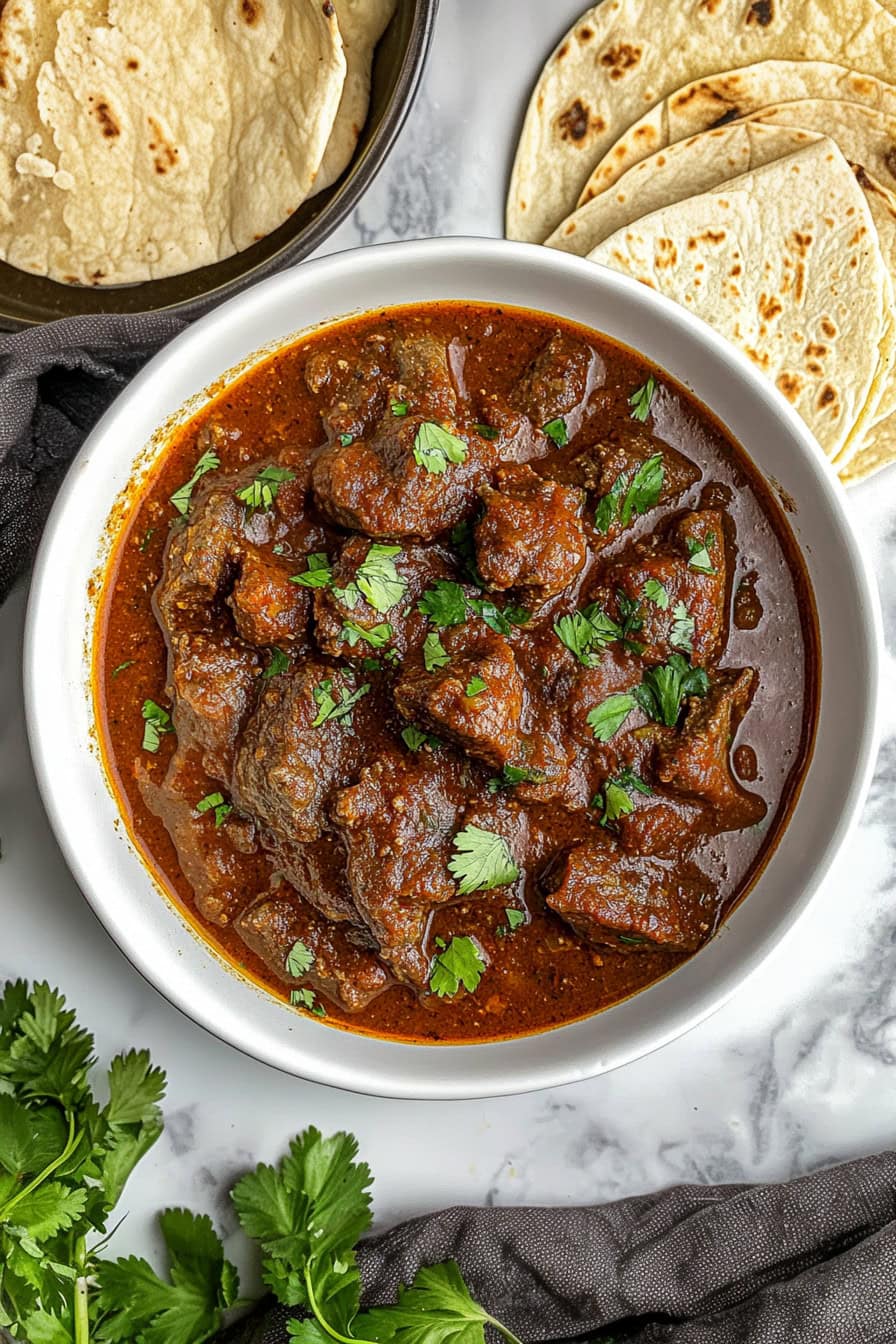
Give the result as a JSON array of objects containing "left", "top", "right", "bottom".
[
  {"left": 554, "top": 597, "right": 641, "bottom": 667},
  {"left": 497, "top": 907, "right": 526, "bottom": 938},
  {"left": 592, "top": 768, "right": 653, "bottom": 826},
  {"left": 413, "top": 423, "right": 468, "bottom": 474},
  {"left": 429, "top": 936, "right": 487, "bottom": 997},
  {"left": 486, "top": 762, "right": 548, "bottom": 794},
  {"left": 111, "top": 660, "right": 134, "bottom": 677},
  {"left": 262, "top": 647, "right": 290, "bottom": 679},
  {"left": 423, "top": 631, "right": 449, "bottom": 672},
  {"left": 391, "top": 400, "right": 409, "bottom": 417},
  {"left": 449, "top": 824, "right": 519, "bottom": 894},
  {"left": 594, "top": 453, "right": 664, "bottom": 533},
  {"left": 169, "top": 448, "right": 220, "bottom": 516},
  {"left": 586, "top": 692, "right": 638, "bottom": 743},
  {"left": 342, "top": 620, "right": 393, "bottom": 649},
  {"left": 311, "top": 678, "right": 371, "bottom": 727},
  {"left": 290, "top": 987, "right": 326, "bottom": 1015},
  {"left": 235, "top": 465, "right": 295, "bottom": 515},
  {"left": 141, "top": 699, "right": 173, "bottom": 753},
  {"left": 642, "top": 578, "right": 669, "bottom": 609},
  {"left": 339, "top": 432, "right": 354, "bottom": 446},
  {"left": 285, "top": 940, "right": 314, "bottom": 977},
  {"left": 669, "top": 600, "right": 695, "bottom": 653},
  {"left": 628, "top": 375, "right": 658, "bottom": 422},
  {"left": 417, "top": 579, "right": 468, "bottom": 627},
  {"left": 686, "top": 531, "right": 717, "bottom": 575},
  {"left": 467, "top": 597, "right": 529, "bottom": 636},
  {"left": 465, "top": 675, "right": 487, "bottom": 697},
  {"left": 401, "top": 724, "right": 440, "bottom": 753},
  {"left": 290, "top": 552, "right": 332, "bottom": 588},
  {"left": 475, "top": 422, "right": 499, "bottom": 440},
  {"left": 138, "top": 526, "right": 155, "bottom": 552},
  {"left": 542, "top": 416, "right": 569, "bottom": 446},
  {"left": 355, "top": 543, "right": 407, "bottom": 612},
  {"left": 633, "top": 653, "right": 709, "bottom": 727},
  {"left": 196, "top": 792, "right": 232, "bottom": 827}
]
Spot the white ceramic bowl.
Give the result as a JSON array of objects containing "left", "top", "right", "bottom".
[{"left": 24, "top": 238, "right": 881, "bottom": 1099}]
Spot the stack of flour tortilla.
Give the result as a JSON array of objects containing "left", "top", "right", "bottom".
[
  {"left": 507, "top": 1, "right": 896, "bottom": 483},
  {"left": 0, "top": 0, "right": 395, "bottom": 287}
]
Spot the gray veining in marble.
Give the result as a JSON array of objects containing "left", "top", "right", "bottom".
[{"left": 2, "top": 0, "right": 895, "bottom": 1285}]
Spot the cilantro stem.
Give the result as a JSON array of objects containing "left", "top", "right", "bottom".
[
  {"left": 485, "top": 1315, "right": 525, "bottom": 1344},
  {"left": 74, "top": 1235, "right": 90, "bottom": 1344},
  {"left": 0, "top": 1108, "right": 78, "bottom": 1222},
  {"left": 305, "top": 1266, "right": 376, "bottom": 1344}
]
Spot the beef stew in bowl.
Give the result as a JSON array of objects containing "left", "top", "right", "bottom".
[{"left": 95, "top": 301, "right": 818, "bottom": 1044}]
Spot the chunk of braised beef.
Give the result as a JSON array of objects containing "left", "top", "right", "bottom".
[
  {"left": 592, "top": 509, "right": 727, "bottom": 666},
  {"left": 615, "top": 791, "right": 712, "bottom": 859},
  {"left": 137, "top": 750, "right": 261, "bottom": 928},
  {"left": 546, "top": 839, "right": 716, "bottom": 952},
  {"left": 312, "top": 334, "right": 494, "bottom": 539},
  {"left": 269, "top": 832, "right": 361, "bottom": 924},
  {"left": 655, "top": 668, "right": 766, "bottom": 831},
  {"left": 512, "top": 332, "right": 598, "bottom": 433},
  {"left": 331, "top": 751, "right": 463, "bottom": 986},
  {"left": 237, "top": 887, "right": 390, "bottom": 1012},
  {"left": 394, "top": 622, "right": 524, "bottom": 768},
  {"left": 305, "top": 333, "right": 395, "bottom": 442},
  {"left": 575, "top": 425, "right": 701, "bottom": 527},
  {"left": 155, "top": 481, "right": 244, "bottom": 632},
  {"left": 168, "top": 630, "right": 260, "bottom": 779},
  {"left": 474, "top": 464, "right": 587, "bottom": 602},
  {"left": 232, "top": 661, "right": 371, "bottom": 845},
  {"left": 228, "top": 549, "right": 310, "bottom": 646},
  {"left": 314, "top": 537, "right": 458, "bottom": 660}
]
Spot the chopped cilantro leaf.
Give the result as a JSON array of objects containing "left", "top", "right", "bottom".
[
  {"left": 290, "top": 552, "right": 332, "bottom": 588},
  {"left": 429, "top": 936, "right": 487, "bottom": 997},
  {"left": 138, "top": 526, "right": 155, "bottom": 552},
  {"left": 465, "top": 675, "right": 487, "bottom": 697},
  {"left": 339, "top": 432, "right": 354, "bottom": 446},
  {"left": 467, "top": 597, "right": 518, "bottom": 636},
  {"left": 413, "top": 422, "right": 468, "bottom": 474},
  {"left": 486, "top": 762, "right": 548, "bottom": 794},
  {"left": 670, "top": 600, "right": 695, "bottom": 653},
  {"left": 621, "top": 453, "right": 664, "bottom": 526},
  {"left": 272, "top": 542, "right": 287, "bottom": 555},
  {"left": 196, "top": 792, "right": 232, "bottom": 827},
  {"left": 542, "top": 416, "right": 569, "bottom": 446},
  {"left": 643, "top": 578, "right": 669, "bottom": 609},
  {"left": 391, "top": 400, "right": 409, "bottom": 417},
  {"left": 141, "top": 699, "right": 173, "bottom": 753},
  {"left": 497, "top": 906, "right": 526, "bottom": 937},
  {"left": 290, "top": 987, "right": 326, "bottom": 1016},
  {"left": 333, "top": 580, "right": 362, "bottom": 609},
  {"left": 633, "top": 653, "right": 709, "bottom": 727},
  {"left": 628, "top": 375, "right": 658, "bottom": 422},
  {"left": 423, "top": 631, "right": 449, "bottom": 672},
  {"left": 361, "top": 657, "right": 383, "bottom": 673},
  {"left": 448, "top": 824, "right": 518, "bottom": 894},
  {"left": 111, "top": 660, "right": 134, "bottom": 677},
  {"left": 342, "top": 620, "right": 393, "bottom": 649},
  {"left": 417, "top": 579, "right": 468, "bottom": 627},
  {"left": 686, "top": 532, "right": 717, "bottom": 575},
  {"left": 502, "top": 603, "right": 531, "bottom": 626},
  {"left": 592, "top": 769, "right": 652, "bottom": 827},
  {"left": 587, "top": 692, "right": 637, "bottom": 743},
  {"left": 262, "top": 647, "right": 290, "bottom": 679},
  {"left": 475, "top": 422, "right": 499, "bottom": 440},
  {"left": 285, "top": 940, "right": 314, "bottom": 977},
  {"left": 554, "top": 611, "right": 599, "bottom": 666},
  {"left": 355, "top": 543, "right": 407, "bottom": 612},
  {"left": 311, "top": 678, "right": 371, "bottom": 727},
  {"left": 235, "top": 465, "right": 295, "bottom": 515},
  {"left": 594, "top": 470, "right": 626, "bottom": 534},
  {"left": 169, "top": 449, "right": 220, "bottom": 516},
  {"left": 401, "top": 725, "right": 440, "bottom": 753}
]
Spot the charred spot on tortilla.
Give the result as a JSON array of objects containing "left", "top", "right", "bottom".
[
  {"left": 241, "top": 0, "right": 262, "bottom": 22},
  {"left": 776, "top": 372, "right": 803, "bottom": 402},
  {"left": 599, "top": 43, "right": 642, "bottom": 81},
  {"left": 577, "top": 24, "right": 594, "bottom": 41},
  {"left": 558, "top": 99, "right": 592, "bottom": 143},
  {"left": 746, "top": 0, "right": 774, "bottom": 25},
  {"left": 708, "top": 107, "right": 743, "bottom": 130}
]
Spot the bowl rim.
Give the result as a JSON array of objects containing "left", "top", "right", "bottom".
[
  {"left": 0, "top": 0, "right": 439, "bottom": 330},
  {"left": 23, "top": 237, "right": 883, "bottom": 1098}
]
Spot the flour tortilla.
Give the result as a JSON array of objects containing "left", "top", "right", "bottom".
[
  {"left": 547, "top": 122, "right": 820, "bottom": 256},
  {"left": 586, "top": 141, "right": 892, "bottom": 464},
  {"left": 312, "top": 0, "right": 397, "bottom": 196},
  {"left": 506, "top": 0, "right": 896, "bottom": 243},
  {"left": 578, "top": 60, "right": 896, "bottom": 204},
  {"left": 0, "top": 0, "right": 346, "bottom": 285}
]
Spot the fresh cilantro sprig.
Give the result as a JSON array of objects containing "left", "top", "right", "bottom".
[
  {"left": 428, "top": 937, "right": 487, "bottom": 998},
  {"left": 634, "top": 653, "right": 709, "bottom": 727},
  {"left": 587, "top": 692, "right": 637, "bottom": 743},
  {"left": 628, "top": 375, "right": 658, "bottom": 422},
  {"left": 594, "top": 454, "right": 664, "bottom": 534},
  {"left": 311, "top": 679, "right": 371, "bottom": 727},
  {"left": 236, "top": 465, "right": 296, "bottom": 516},
  {"left": 553, "top": 594, "right": 643, "bottom": 667},
  {"left": 686, "top": 531, "right": 717, "bottom": 575},
  {"left": 355, "top": 545, "right": 408, "bottom": 613},
  {"left": 448, "top": 825, "right": 519, "bottom": 895},
  {"left": 592, "top": 768, "right": 653, "bottom": 826},
  {"left": 196, "top": 792, "right": 232, "bottom": 828},
  {"left": 486, "top": 763, "right": 548, "bottom": 794},
  {"left": 169, "top": 450, "right": 220, "bottom": 517},
  {"left": 413, "top": 423, "right": 468, "bottom": 475},
  {"left": 142, "top": 699, "right": 174, "bottom": 753},
  {"left": 291, "top": 553, "right": 333, "bottom": 589},
  {"left": 417, "top": 580, "right": 530, "bottom": 636}
]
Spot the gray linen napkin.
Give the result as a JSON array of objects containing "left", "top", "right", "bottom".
[
  {"left": 217, "top": 1152, "right": 896, "bottom": 1343},
  {"left": 0, "top": 313, "right": 186, "bottom": 601}
]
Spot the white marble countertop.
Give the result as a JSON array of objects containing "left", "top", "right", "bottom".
[{"left": 3, "top": 0, "right": 896, "bottom": 1284}]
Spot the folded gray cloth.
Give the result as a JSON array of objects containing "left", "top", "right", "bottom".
[
  {"left": 218, "top": 1151, "right": 896, "bottom": 1343},
  {"left": 0, "top": 313, "right": 186, "bottom": 601}
]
